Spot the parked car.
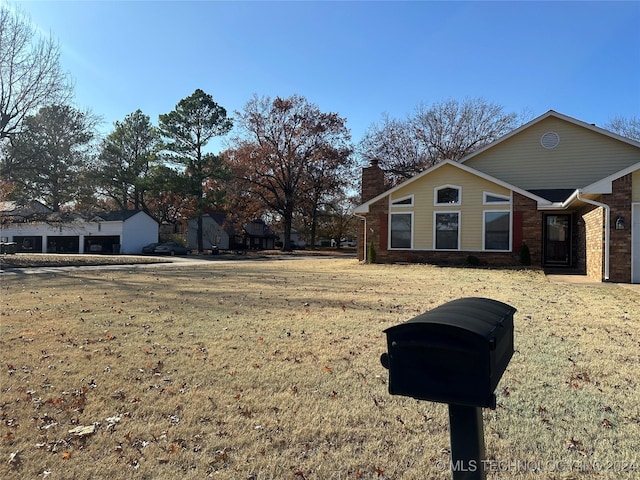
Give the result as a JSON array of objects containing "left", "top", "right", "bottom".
[
  {"left": 141, "top": 242, "right": 160, "bottom": 254},
  {"left": 153, "top": 242, "right": 191, "bottom": 256}
]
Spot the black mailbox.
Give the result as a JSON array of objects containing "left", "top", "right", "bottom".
[{"left": 381, "top": 297, "right": 516, "bottom": 409}]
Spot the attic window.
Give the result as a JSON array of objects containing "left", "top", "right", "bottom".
[
  {"left": 391, "top": 195, "right": 413, "bottom": 207},
  {"left": 541, "top": 131, "right": 560, "bottom": 149},
  {"left": 435, "top": 185, "right": 461, "bottom": 206}
]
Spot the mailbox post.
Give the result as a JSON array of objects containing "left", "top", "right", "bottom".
[{"left": 380, "top": 297, "right": 516, "bottom": 480}]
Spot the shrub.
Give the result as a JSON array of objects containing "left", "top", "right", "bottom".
[
  {"left": 520, "top": 243, "right": 531, "bottom": 266},
  {"left": 367, "top": 240, "right": 377, "bottom": 264},
  {"left": 466, "top": 255, "right": 480, "bottom": 266}
]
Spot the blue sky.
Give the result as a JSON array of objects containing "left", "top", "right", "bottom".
[{"left": 15, "top": 0, "right": 640, "bottom": 154}]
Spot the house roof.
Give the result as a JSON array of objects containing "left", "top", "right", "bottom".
[
  {"left": 459, "top": 110, "right": 640, "bottom": 165},
  {"left": 356, "top": 110, "right": 640, "bottom": 215},
  {"left": 205, "top": 212, "right": 227, "bottom": 226},
  {"left": 0, "top": 200, "right": 52, "bottom": 216},
  {"left": 528, "top": 189, "right": 577, "bottom": 203},
  {"left": 355, "top": 159, "right": 550, "bottom": 214},
  {"left": 92, "top": 210, "right": 148, "bottom": 222}
]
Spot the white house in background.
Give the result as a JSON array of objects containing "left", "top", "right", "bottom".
[{"left": 0, "top": 204, "right": 158, "bottom": 254}]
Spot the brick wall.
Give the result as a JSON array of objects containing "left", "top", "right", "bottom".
[
  {"left": 513, "top": 193, "right": 543, "bottom": 267},
  {"left": 569, "top": 174, "right": 632, "bottom": 283},
  {"left": 604, "top": 174, "right": 632, "bottom": 283},
  {"left": 581, "top": 205, "right": 604, "bottom": 280},
  {"left": 358, "top": 162, "right": 387, "bottom": 262},
  {"left": 361, "top": 162, "right": 386, "bottom": 203}
]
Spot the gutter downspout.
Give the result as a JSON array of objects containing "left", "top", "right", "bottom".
[
  {"left": 577, "top": 191, "right": 610, "bottom": 281},
  {"left": 355, "top": 214, "right": 367, "bottom": 262}
]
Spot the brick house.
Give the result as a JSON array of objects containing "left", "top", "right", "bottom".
[{"left": 355, "top": 111, "right": 640, "bottom": 283}]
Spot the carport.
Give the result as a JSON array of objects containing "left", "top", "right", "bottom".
[
  {"left": 47, "top": 236, "right": 80, "bottom": 253},
  {"left": 84, "top": 236, "right": 121, "bottom": 253}
]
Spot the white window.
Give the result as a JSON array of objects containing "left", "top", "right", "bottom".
[
  {"left": 390, "top": 213, "right": 412, "bottom": 249},
  {"left": 484, "top": 211, "right": 510, "bottom": 251},
  {"left": 435, "top": 185, "right": 461, "bottom": 206},
  {"left": 434, "top": 211, "right": 460, "bottom": 250},
  {"left": 483, "top": 192, "right": 511, "bottom": 205},
  {"left": 391, "top": 195, "right": 414, "bottom": 207}
]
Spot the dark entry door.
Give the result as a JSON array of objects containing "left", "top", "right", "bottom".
[{"left": 544, "top": 214, "right": 571, "bottom": 266}]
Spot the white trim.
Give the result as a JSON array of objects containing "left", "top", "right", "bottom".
[
  {"left": 390, "top": 194, "right": 414, "bottom": 207},
  {"left": 355, "top": 214, "right": 367, "bottom": 262},
  {"left": 389, "top": 211, "right": 413, "bottom": 249},
  {"left": 483, "top": 210, "right": 512, "bottom": 252},
  {"left": 582, "top": 161, "right": 640, "bottom": 195},
  {"left": 633, "top": 203, "right": 640, "bottom": 283},
  {"left": 433, "top": 210, "right": 461, "bottom": 250},
  {"left": 434, "top": 184, "right": 462, "bottom": 206},
  {"left": 483, "top": 191, "right": 511, "bottom": 205}
]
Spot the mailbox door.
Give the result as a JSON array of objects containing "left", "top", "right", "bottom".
[{"left": 386, "top": 324, "right": 494, "bottom": 407}]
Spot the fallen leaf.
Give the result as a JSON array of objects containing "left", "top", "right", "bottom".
[
  {"left": 565, "top": 437, "right": 582, "bottom": 449},
  {"left": 62, "top": 451, "right": 71, "bottom": 460}
]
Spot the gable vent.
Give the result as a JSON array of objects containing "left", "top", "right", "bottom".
[{"left": 541, "top": 131, "right": 560, "bottom": 149}]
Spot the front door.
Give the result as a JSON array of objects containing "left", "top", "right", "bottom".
[{"left": 544, "top": 214, "right": 571, "bottom": 266}]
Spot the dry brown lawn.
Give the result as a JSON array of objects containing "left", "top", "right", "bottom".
[{"left": 1, "top": 258, "right": 639, "bottom": 479}]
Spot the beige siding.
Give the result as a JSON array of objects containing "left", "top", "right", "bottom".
[
  {"left": 389, "top": 164, "right": 511, "bottom": 250},
  {"left": 464, "top": 117, "right": 640, "bottom": 190},
  {"left": 634, "top": 170, "right": 640, "bottom": 202}
]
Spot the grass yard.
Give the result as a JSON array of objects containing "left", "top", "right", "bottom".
[{"left": 1, "top": 258, "right": 639, "bottom": 479}]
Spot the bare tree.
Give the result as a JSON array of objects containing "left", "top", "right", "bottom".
[
  {"left": 605, "top": 116, "right": 640, "bottom": 142},
  {"left": 413, "top": 98, "right": 523, "bottom": 162},
  {"left": 359, "top": 98, "right": 530, "bottom": 185},
  {"left": 0, "top": 4, "right": 72, "bottom": 141},
  {"left": 358, "top": 113, "right": 428, "bottom": 184}
]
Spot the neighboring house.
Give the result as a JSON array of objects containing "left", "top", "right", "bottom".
[
  {"left": 0, "top": 205, "right": 158, "bottom": 254},
  {"left": 188, "top": 213, "right": 230, "bottom": 250},
  {"left": 355, "top": 110, "right": 640, "bottom": 284},
  {"left": 187, "top": 213, "right": 277, "bottom": 251}
]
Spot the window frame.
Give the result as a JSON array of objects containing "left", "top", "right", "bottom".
[
  {"left": 434, "top": 185, "right": 462, "bottom": 206},
  {"left": 389, "top": 212, "right": 413, "bottom": 249},
  {"left": 433, "top": 210, "right": 460, "bottom": 250},
  {"left": 483, "top": 191, "right": 511, "bottom": 205},
  {"left": 390, "top": 194, "right": 414, "bottom": 207},
  {"left": 483, "top": 210, "right": 511, "bottom": 251}
]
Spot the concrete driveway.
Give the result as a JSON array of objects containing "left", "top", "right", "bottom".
[{"left": 546, "top": 273, "right": 640, "bottom": 293}]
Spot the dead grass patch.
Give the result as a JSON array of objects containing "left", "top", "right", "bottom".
[{"left": 1, "top": 259, "right": 639, "bottom": 479}]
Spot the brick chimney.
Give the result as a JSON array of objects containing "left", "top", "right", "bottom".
[{"left": 361, "top": 159, "right": 386, "bottom": 203}]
